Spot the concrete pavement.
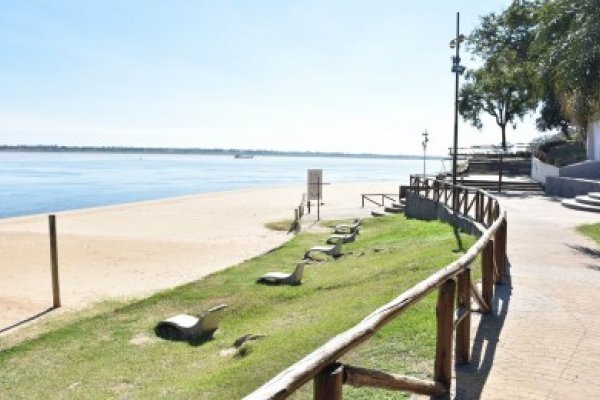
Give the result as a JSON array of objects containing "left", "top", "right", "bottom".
[{"left": 455, "top": 193, "right": 600, "bottom": 399}]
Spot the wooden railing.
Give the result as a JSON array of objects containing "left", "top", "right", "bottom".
[
  {"left": 245, "top": 177, "right": 507, "bottom": 399},
  {"left": 360, "top": 193, "right": 400, "bottom": 208},
  {"left": 360, "top": 186, "right": 409, "bottom": 208}
]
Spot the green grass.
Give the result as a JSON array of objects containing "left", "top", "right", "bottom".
[
  {"left": 577, "top": 223, "right": 600, "bottom": 245},
  {"left": 0, "top": 215, "right": 475, "bottom": 399}
]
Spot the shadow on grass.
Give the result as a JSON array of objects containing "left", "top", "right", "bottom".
[
  {"left": 452, "top": 227, "right": 464, "bottom": 253},
  {"left": 452, "top": 259, "right": 512, "bottom": 399},
  {"left": 0, "top": 307, "right": 56, "bottom": 335},
  {"left": 154, "top": 324, "right": 216, "bottom": 347}
]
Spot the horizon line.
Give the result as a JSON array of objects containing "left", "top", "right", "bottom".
[{"left": 0, "top": 144, "right": 449, "bottom": 160}]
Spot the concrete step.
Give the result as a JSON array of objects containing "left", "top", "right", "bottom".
[
  {"left": 575, "top": 195, "right": 600, "bottom": 207},
  {"left": 589, "top": 192, "right": 600, "bottom": 200},
  {"left": 562, "top": 199, "right": 600, "bottom": 213},
  {"left": 457, "top": 180, "right": 544, "bottom": 192},
  {"left": 384, "top": 206, "right": 404, "bottom": 214}
]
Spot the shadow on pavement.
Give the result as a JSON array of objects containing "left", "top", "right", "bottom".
[
  {"left": 566, "top": 243, "right": 600, "bottom": 259},
  {"left": 452, "top": 261, "right": 513, "bottom": 399}
]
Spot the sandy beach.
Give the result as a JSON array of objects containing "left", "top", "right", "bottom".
[{"left": 0, "top": 181, "right": 398, "bottom": 331}]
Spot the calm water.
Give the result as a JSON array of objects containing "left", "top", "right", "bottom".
[{"left": 0, "top": 152, "right": 445, "bottom": 218}]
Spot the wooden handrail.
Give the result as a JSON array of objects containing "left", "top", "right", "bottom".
[
  {"left": 360, "top": 193, "right": 402, "bottom": 208},
  {"left": 245, "top": 177, "right": 507, "bottom": 399},
  {"left": 344, "top": 365, "right": 447, "bottom": 396}
]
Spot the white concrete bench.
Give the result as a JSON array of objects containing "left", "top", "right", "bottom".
[
  {"left": 256, "top": 261, "right": 308, "bottom": 285},
  {"left": 155, "top": 304, "right": 228, "bottom": 341}
]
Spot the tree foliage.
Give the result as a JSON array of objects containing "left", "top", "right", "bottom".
[
  {"left": 459, "top": 0, "right": 539, "bottom": 150},
  {"left": 533, "top": 0, "right": 600, "bottom": 134},
  {"left": 535, "top": 87, "right": 571, "bottom": 138}
]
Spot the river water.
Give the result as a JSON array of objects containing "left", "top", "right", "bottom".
[{"left": 0, "top": 152, "right": 446, "bottom": 218}]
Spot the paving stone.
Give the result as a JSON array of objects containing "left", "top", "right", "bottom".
[{"left": 450, "top": 196, "right": 600, "bottom": 399}]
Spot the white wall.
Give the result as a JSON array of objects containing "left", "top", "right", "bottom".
[
  {"left": 588, "top": 119, "right": 600, "bottom": 160},
  {"left": 531, "top": 157, "right": 559, "bottom": 184}
]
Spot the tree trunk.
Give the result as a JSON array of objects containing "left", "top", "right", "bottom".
[
  {"left": 499, "top": 124, "right": 505, "bottom": 193},
  {"left": 561, "top": 122, "right": 570, "bottom": 139}
]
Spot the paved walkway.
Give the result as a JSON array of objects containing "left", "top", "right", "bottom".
[{"left": 455, "top": 194, "right": 600, "bottom": 399}]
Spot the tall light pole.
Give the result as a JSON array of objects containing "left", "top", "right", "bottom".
[
  {"left": 422, "top": 130, "right": 429, "bottom": 179},
  {"left": 450, "top": 12, "right": 466, "bottom": 186}
]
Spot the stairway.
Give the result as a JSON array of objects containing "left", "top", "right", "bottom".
[
  {"left": 457, "top": 179, "right": 544, "bottom": 193},
  {"left": 467, "top": 158, "right": 531, "bottom": 176},
  {"left": 562, "top": 192, "right": 600, "bottom": 213}
]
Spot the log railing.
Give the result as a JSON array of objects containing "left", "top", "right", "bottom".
[
  {"left": 360, "top": 193, "right": 400, "bottom": 208},
  {"left": 245, "top": 177, "right": 507, "bottom": 399}
]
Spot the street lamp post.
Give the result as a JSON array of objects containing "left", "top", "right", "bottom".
[
  {"left": 450, "top": 12, "right": 466, "bottom": 187},
  {"left": 422, "top": 130, "right": 429, "bottom": 179}
]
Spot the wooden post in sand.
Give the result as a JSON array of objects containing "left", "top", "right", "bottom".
[{"left": 49, "top": 214, "right": 61, "bottom": 308}]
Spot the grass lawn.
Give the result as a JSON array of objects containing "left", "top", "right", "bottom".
[
  {"left": 577, "top": 223, "right": 600, "bottom": 245},
  {"left": 0, "top": 215, "right": 475, "bottom": 399}
]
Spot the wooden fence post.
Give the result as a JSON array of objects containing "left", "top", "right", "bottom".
[
  {"left": 434, "top": 279, "right": 456, "bottom": 390},
  {"left": 474, "top": 192, "right": 480, "bottom": 221},
  {"left": 49, "top": 214, "right": 61, "bottom": 308},
  {"left": 455, "top": 269, "right": 471, "bottom": 364},
  {"left": 482, "top": 241, "right": 494, "bottom": 313},
  {"left": 498, "top": 219, "right": 507, "bottom": 282},
  {"left": 463, "top": 190, "right": 469, "bottom": 216},
  {"left": 314, "top": 363, "right": 344, "bottom": 400},
  {"left": 478, "top": 193, "right": 484, "bottom": 223},
  {"left": 493, "top": 233, "right": 503, "bottom": 284},
  {"left": 503, "top": 219, "right": 508, "bottom": 269},
  {"left": 486, "top": 197, "right": 493, "bottom": 226},
  {"left": 442, "top": 182, "right": 448, "bottom": 205}
]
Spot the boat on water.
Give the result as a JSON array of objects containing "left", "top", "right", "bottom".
[{"left": 234, "top": 154, "right": 253, "bottom": 159}]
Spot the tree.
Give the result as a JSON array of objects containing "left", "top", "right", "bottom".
[
  {"left": 535, "top": 87, "right": 572, "bottom": 139},
  {"left": 533, "top": 0, "right": 600, "bottom": 137},
  {"left": 459, "top": 0, "right": 539, "bottom": 150}
]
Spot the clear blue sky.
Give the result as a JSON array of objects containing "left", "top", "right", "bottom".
[{"left": 0, "top": 0, "right": 541, "bottom": 156}]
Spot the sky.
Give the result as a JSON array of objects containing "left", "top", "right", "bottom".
[{"left": 0, "top": 1, "right": 547, "bottom": 156}]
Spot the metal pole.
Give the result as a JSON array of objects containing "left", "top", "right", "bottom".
[
  {"left": 317, "top": 176, "right": 321, "bottom": 221},
  {"left": 452, "top": 12, "right": 460, "bottom": 187},
  {"left": 422, "top": 130, "right": 429, "bottom": 179}
]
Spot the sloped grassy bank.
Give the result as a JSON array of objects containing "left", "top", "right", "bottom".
[{"left": 0, "top": 215, "right": 474, "bottom": 399}]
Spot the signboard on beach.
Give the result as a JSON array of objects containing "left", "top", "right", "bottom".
[{"left": 307, "top": 169, "right": 322, "bottom": 201}]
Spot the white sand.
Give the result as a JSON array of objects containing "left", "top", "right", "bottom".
[{"left": 0, "top": 181, "right": 399, "bottom": 330}]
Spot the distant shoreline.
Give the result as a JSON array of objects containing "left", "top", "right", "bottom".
[{"left": 0, "top": 145, "right": 448, "bottom": 160}]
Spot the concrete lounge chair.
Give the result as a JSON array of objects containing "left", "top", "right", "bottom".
[
  {"left": 326, "top": 231, "right": 357, "bottom": 244},
  {"left": 256, "top": 261, "right": 308, "bottom": 285},
  {"left": 155, "top": 304, "right": 228, "bottom": 341},
  {"left": 304, "top": 241, "right": 342, "bottom": 260},
  {"left": 334, "top": 218, "right": 363, "bottom": 234}
]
